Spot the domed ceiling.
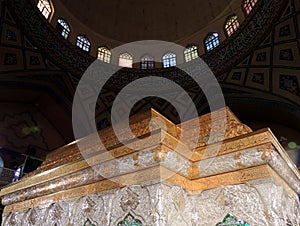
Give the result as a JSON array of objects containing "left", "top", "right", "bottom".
[
  {"left": 60, "top": 0, "right": 237, "bottom": 42},
  {"left": 0, "top": 0, "right": 299, "bottom": 192}
]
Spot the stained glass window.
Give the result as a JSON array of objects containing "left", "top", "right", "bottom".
[
  {"left": 243, "top": 0, "right": 258, "bottom": 15},
  {"left": 225, "top": 15, "right": 240, "bottom": 37},
  {"left": 37, "top": 0, "right": 53, "bottom": 20},
  {"left": 162, "top": 52, "right": 177, "bottom": 68},
  {"left": 205, "top": 32, "right": 220, "bottom": 52},
  {"left": 117, "top": 213, "right": 142, "bottom": 226},
  {"left": 119, "top": 53, "right": 133, "bottom": 68},
  {"left": 140, "top": 55, "right": 155, "bottom": 69},
  {"left": 216, "top": 214, "right": 249, "bottom": 226},
  {"left": 57, "top": 18, "right": 70, "bottom": 39},
  {"left": 184, "top": 45, "right": 198, "bottom": 62},
  {"left": 97, "top": 47, "right": 111, "bottom": 63},
  {"left": 76, "top": 35, "right": 90, "bottom": 52}
]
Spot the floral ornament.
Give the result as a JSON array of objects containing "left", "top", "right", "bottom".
[
  {"left": 120, "top": 189, "right": 140, "bottom": 212},
  {"left": 216, "top": 214, "right": 249, "bottom": 226},
  {"left": 84, "top": 219, "right": 96, "bottom": 226},
  {"left": 117, "top": 213, "right": 142, "bottom": 226}
]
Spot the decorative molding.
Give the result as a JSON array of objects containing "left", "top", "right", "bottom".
[
  {"left": 1, "top": 112, "right": 299, "bottom": 211},
  {"left": 2, "top": 164, "right": 297, "bottom": 214},
  {"left": 1, "top": 127, "right": 299, "bottom": 204}
]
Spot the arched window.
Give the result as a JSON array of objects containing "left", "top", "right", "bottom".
[
  {"left": 56, "top": 18, "right": 70, "bottom": 39},
  {"left": 119, "top": 53, "right": 133, "bottom": 68},
  {"left": 205, "top": 32, "right": 220, "bottom": 52},
  {"left": 140, "top": 55, "right": 155, "bottom": 69},
  {"left": 162, "top": 52, "right": 177, "bottom": 68},
  {"left": 184, "top": 45, "right": 198, "bottom": 62},
  {"left": 243, "top": 0, "right": 258, "bottom": 14},
  {"left": 76, "top": 35, "right": 90, "bottom": 52},
  {"left": 97, "top": 47, "right": 111, "bottom": 63},
  {"left": 37, "top": 0, "right": 53, "bottom": 20},
  {"left": 225, "top": 15, "right": 240, "bottom": 37}
]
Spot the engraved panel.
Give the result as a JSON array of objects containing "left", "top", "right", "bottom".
[{"left": 2, "top": 182, "right": 299, "bottom": 226}]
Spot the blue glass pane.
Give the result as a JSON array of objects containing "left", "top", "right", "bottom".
[{"left": 205, "top": 33, "right": 220, "bottom": 51}]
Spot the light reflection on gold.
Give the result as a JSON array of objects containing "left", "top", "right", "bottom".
[
  {"left": 1, "top": 128, "right": 299, "bottom": 199},
  {"left": 1, "top": 108, "right": 299, "bottom": 216}
]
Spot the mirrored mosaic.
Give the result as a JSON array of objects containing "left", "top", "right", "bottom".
[
  {"left": 117, "top": 213, "right": 142, "bottom": 226},
  {"left": 216, "top": 214, "right": 249, "bottom": 226}
]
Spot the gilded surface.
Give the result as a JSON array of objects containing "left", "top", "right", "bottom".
[
  {"left": 1, "top": 164, "right": 296, "bottom": 213},
  {"left": 25, "top": 107, "right": 249, "bottom": 175},
  {"left": 1, "top": 108, "right": 300, "bottom": 224},
  {"left": 2, "top": 139, "right": 299, "bottom": 208}
]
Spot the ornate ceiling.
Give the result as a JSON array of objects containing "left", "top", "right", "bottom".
[
  {"left": 59, "top": 0, "right": 238, "bottom": 42},
  {"left": 0, "top": 0, "right": 299, "bottom": 191}
]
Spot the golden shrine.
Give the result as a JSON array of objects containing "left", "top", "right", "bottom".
[{"left": 1, "top": 108, "right": 299, "bottom": 225}]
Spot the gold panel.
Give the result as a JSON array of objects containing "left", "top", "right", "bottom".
[
  {"left": 1, "top": 107, "right": 299, "bottom": 216},
  {"left": 2, "top": 128, "right": 299, "bottom": 198}
]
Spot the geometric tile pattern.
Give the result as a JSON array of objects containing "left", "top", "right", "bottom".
[
  {"left": 279, "top": 74, "right": 299, "bottom": 95},
  {"left": 0, "top": 1, "right": 75, "bottom": 189},
  {"left": 225, "top": 0, "right": 300, "bottom": 105}
]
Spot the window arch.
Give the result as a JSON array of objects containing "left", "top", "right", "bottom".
[
  {"left": 184, "top": 45, "right": 198, "bottom": 62},
  {"left": 97, "top": 47, "right": 111, "bottom": 63},
  {"left": 76, "top": 35, "right": 90, "bottom": 52},
  {"left": 162, "top": 52, "right": 177, "bottom": 68},
  {"left": 225, "top": 15, "right": 240, "bottom": 37},
  {"left": 37, "top": 0, "right": 53, "bottom": 20},
  {"left": 119, "top": 53, "right": 133, "bottom": 68},
  {"left": 205, "top": 32, "right": 220, "bottom": 52},
  {"left": 56, "top": 18, "right": 70, "bottom": 39},
  {"left": 140, "top": 54, "right": 155, "bottom": 69},
  {"left": 243, "top": 0, "right": 258, "bottom": 14}
]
